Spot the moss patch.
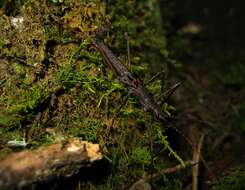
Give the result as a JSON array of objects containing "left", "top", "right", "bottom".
[{"left": 0, "top": 0, "right": 183, "bottom": 189}]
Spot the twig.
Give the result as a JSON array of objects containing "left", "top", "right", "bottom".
[
  {"left": 124, "top": 32, "right": 131, "bottom": 71},
  {"left": 129, "top": 160, "right": 197, "bottom": 190},
  {"left": 164, "top": 82, "right": 182, "bottom": 101},
  {"left": 145, "top": 71, "right": 165, "bottom": 86},
  {"left": 200, "top": 155, "right": 217, "bottom": 183},
  {"left": 144, "top": 160, "right": 197, "bottom": 181},
  {"left": 192, "top": 134, "right": 205, "bottom": 190}
]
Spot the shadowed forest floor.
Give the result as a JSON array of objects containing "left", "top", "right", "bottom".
[{"left": 164, "top": 1, "right": 245, "bottom": 188}]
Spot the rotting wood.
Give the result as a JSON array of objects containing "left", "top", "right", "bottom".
[{"left": 0, "top": 138, "right": 102, "bottom": 190}]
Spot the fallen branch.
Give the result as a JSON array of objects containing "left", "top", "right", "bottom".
[{"left": 0, "top": 138, "right": 102, "bottom": 190}]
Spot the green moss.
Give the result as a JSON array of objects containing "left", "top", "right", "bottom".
[
  {"left": 0, "top": 82, "right": 49, "bottom": 118},
  {"left": 67, "top": 117, "right": 102, "bottom": 142},
  {"left": 0, "top": 126, "right": 23, "bottom": 140},
  {"left": 223, "top": 64, "right": 245, "bottom": 86},
  {"left": 211, "top": 168, "right": 245, "bottom": 190},
  {"left": 0, "top": 0, "right": 183, "bottom": 189},
  {"left": 0, "top": 113, "right": 22, "bottom": 126},
  {"left": 130, "top": 146, "right": 152, "bottom": 166}
]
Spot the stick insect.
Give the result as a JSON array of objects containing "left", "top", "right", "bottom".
[{"left": 93, "top": 37, "right": 168, "bottom": 122}]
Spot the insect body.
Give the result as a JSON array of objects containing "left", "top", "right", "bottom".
[{"left": 93, "top": 37, "right": 166, "bottom": 122}]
